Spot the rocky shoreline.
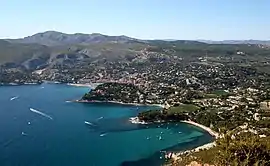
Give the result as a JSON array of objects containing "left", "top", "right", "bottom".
[
  {"left": 67, "top": 83, "right": 93, "bottom": 88},
  {"left": 73, "top": 99, "right": 165, "bottom": 108}
]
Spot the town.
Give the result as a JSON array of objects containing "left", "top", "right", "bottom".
[{"left": 1, "top": 42, "right": 270, "bottom": 165}]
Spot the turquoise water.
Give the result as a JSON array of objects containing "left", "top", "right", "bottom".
[{"left": 0, "top": 84, "right": 213, "bottom": 166}]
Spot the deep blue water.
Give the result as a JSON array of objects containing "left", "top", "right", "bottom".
[{"left": 0, "top": 84, "right": 213, "bottom": 166}]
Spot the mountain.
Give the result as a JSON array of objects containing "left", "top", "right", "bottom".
[
  {"left": 1, "top": 31, "right": 270, "bottom": 71},
  {"left": 0, "top": 40, "right": 50, "bottom": 69},
  {"left": 7, "top": 31, "right": 143, "bottom": 46}
]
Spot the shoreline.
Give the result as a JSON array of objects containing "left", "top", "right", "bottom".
[
  {"left": 165, "top": 142, "right": 216, "bottom": 162},
  {"left": 165, "top": 121, "right": 219, "bottom": 162},
  {"left": 67, "top": 83, "right": 93, "bottom": 88},
  {"left": 128, "top": 117, "right": 218, "bottom": 162},
  {"left": 75, "top": 98, "right": 217, "bottom": 162},
  {"left": 181, "top": 120, "right": 219, "bottom": 138},
  {"left": 67, "top": 83, "right": 104, "bottom": 89},
  {"left": 128, "top": 117, "right": 219, "bottom": 139},
  {"left": 72, "top": 99, "right": 165, "bottom": 108}
]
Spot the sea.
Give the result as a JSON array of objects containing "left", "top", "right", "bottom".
[{"left": 0, "top": 84, "right": 213, "bottom": 166}]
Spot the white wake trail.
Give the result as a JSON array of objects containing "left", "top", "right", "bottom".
[
  {"left": 100, "top": 133, "right": 107, "bottom": 137},
  {"left": 96, "top": 117, "right": 104, "bottom": 121},
  {"left": 30, "top": 108, "right": 53, "bottom": 120},
  {"left": 10, "top": 96, "right": 19, "bottom": 101},
  {"left": 84, "top": 121, "right": 96, "bottom": 126}
]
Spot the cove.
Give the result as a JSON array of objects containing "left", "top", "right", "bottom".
[{"left": 0, "top": 84, "right": 213, "bottom": 166}]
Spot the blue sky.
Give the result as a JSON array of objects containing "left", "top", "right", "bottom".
[{"left": 0, "top": 0, "right": 269, "bottom": 40}]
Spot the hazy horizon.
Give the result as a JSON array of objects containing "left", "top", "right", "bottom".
[{"left": 1, "top": 0, "right": 270, "bottom": 40}]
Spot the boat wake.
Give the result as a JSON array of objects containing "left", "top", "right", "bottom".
[
  {"left": 100, "top": 133, "right": 107, "bottom": 137},
  {"left": 29, "top": 108, "right": 53, "bottom": 120},
  {"left": 96, "top": 117, "right": 104, "bottom": 121},
  {"left": 10, "top": 96, "right": 19, "bottom": 101},
  {"left": 84, "top": 121, "right": 96, "bottom": 126},
  {"left": 21, "top": 132, "right": 27, "bottom": 136}
]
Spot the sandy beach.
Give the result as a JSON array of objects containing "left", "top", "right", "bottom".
[
  {"left": 129, "top": 118, "right": 219, "bottom": 139},
  {"left": 181, "top": 120, "right": 219, "bottom": 138}
]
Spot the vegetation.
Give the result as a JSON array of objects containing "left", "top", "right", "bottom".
[
  {"left": 168, "top": 104, "right": 199, "bottom": 113},
  {"left": 138, "top": 105, "right": 198, "bottom": 122},
  {"left": 211, "top": 90, "right": 230, "bottom": 96},
  {"left": 138, "top": 109, "right": 189, "bottom": 122},
  {"left": 0, "top": 40, "right": 50, "bottom": 65},
  {"left": 82, "top": 82, "right": 144, "bottom": 103},
  {"left": 2, "top": 31, "right": 270, "bottom": 71},
  {"left": 173, "top": 132, "right": 270, "bottom": 166}
]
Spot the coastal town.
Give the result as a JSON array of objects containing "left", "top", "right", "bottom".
[
  {"left": 2, "top": 1, "right": 270, "bottom": 165},
  {"left": 1, "top": 40, "right": 270, "bottom": 165},
  {"left": 78, "top": 54, "right": 270, "bottom": 165}
]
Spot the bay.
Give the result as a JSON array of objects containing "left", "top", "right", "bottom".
[{"left": 0, "top": 84, "right": 213, "bottom": 166}]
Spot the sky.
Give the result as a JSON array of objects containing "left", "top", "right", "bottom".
[{"left": 0, "top": 0, "right": 269, "bottom": 40}]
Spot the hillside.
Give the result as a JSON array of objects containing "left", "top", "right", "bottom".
[
  {"left": 1, "top": 31, "right": 270, "bottom": 71},
  {"left": 6, "top": 31, "right": 142, "bottom": 46},
  {"left": 0, "top": 40, "right": 50, "bottom": 69}
]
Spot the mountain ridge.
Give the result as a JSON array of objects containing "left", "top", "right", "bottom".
[
  {"left": 1, "top": 31, "right": 270, "bottom": 71},
  {"left": 6, "top": 31, "right": 143, "bottom": 46},
  {"left": 6, "top": 30, "right": 270, "bottom": 46}
]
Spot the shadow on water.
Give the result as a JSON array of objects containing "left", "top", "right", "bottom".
[
  {"left": 83, "top": 117, "right": 214, "bottom": 166},
  {"left": 121, "top": 133, "right": 214, "bottom": 166}
]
